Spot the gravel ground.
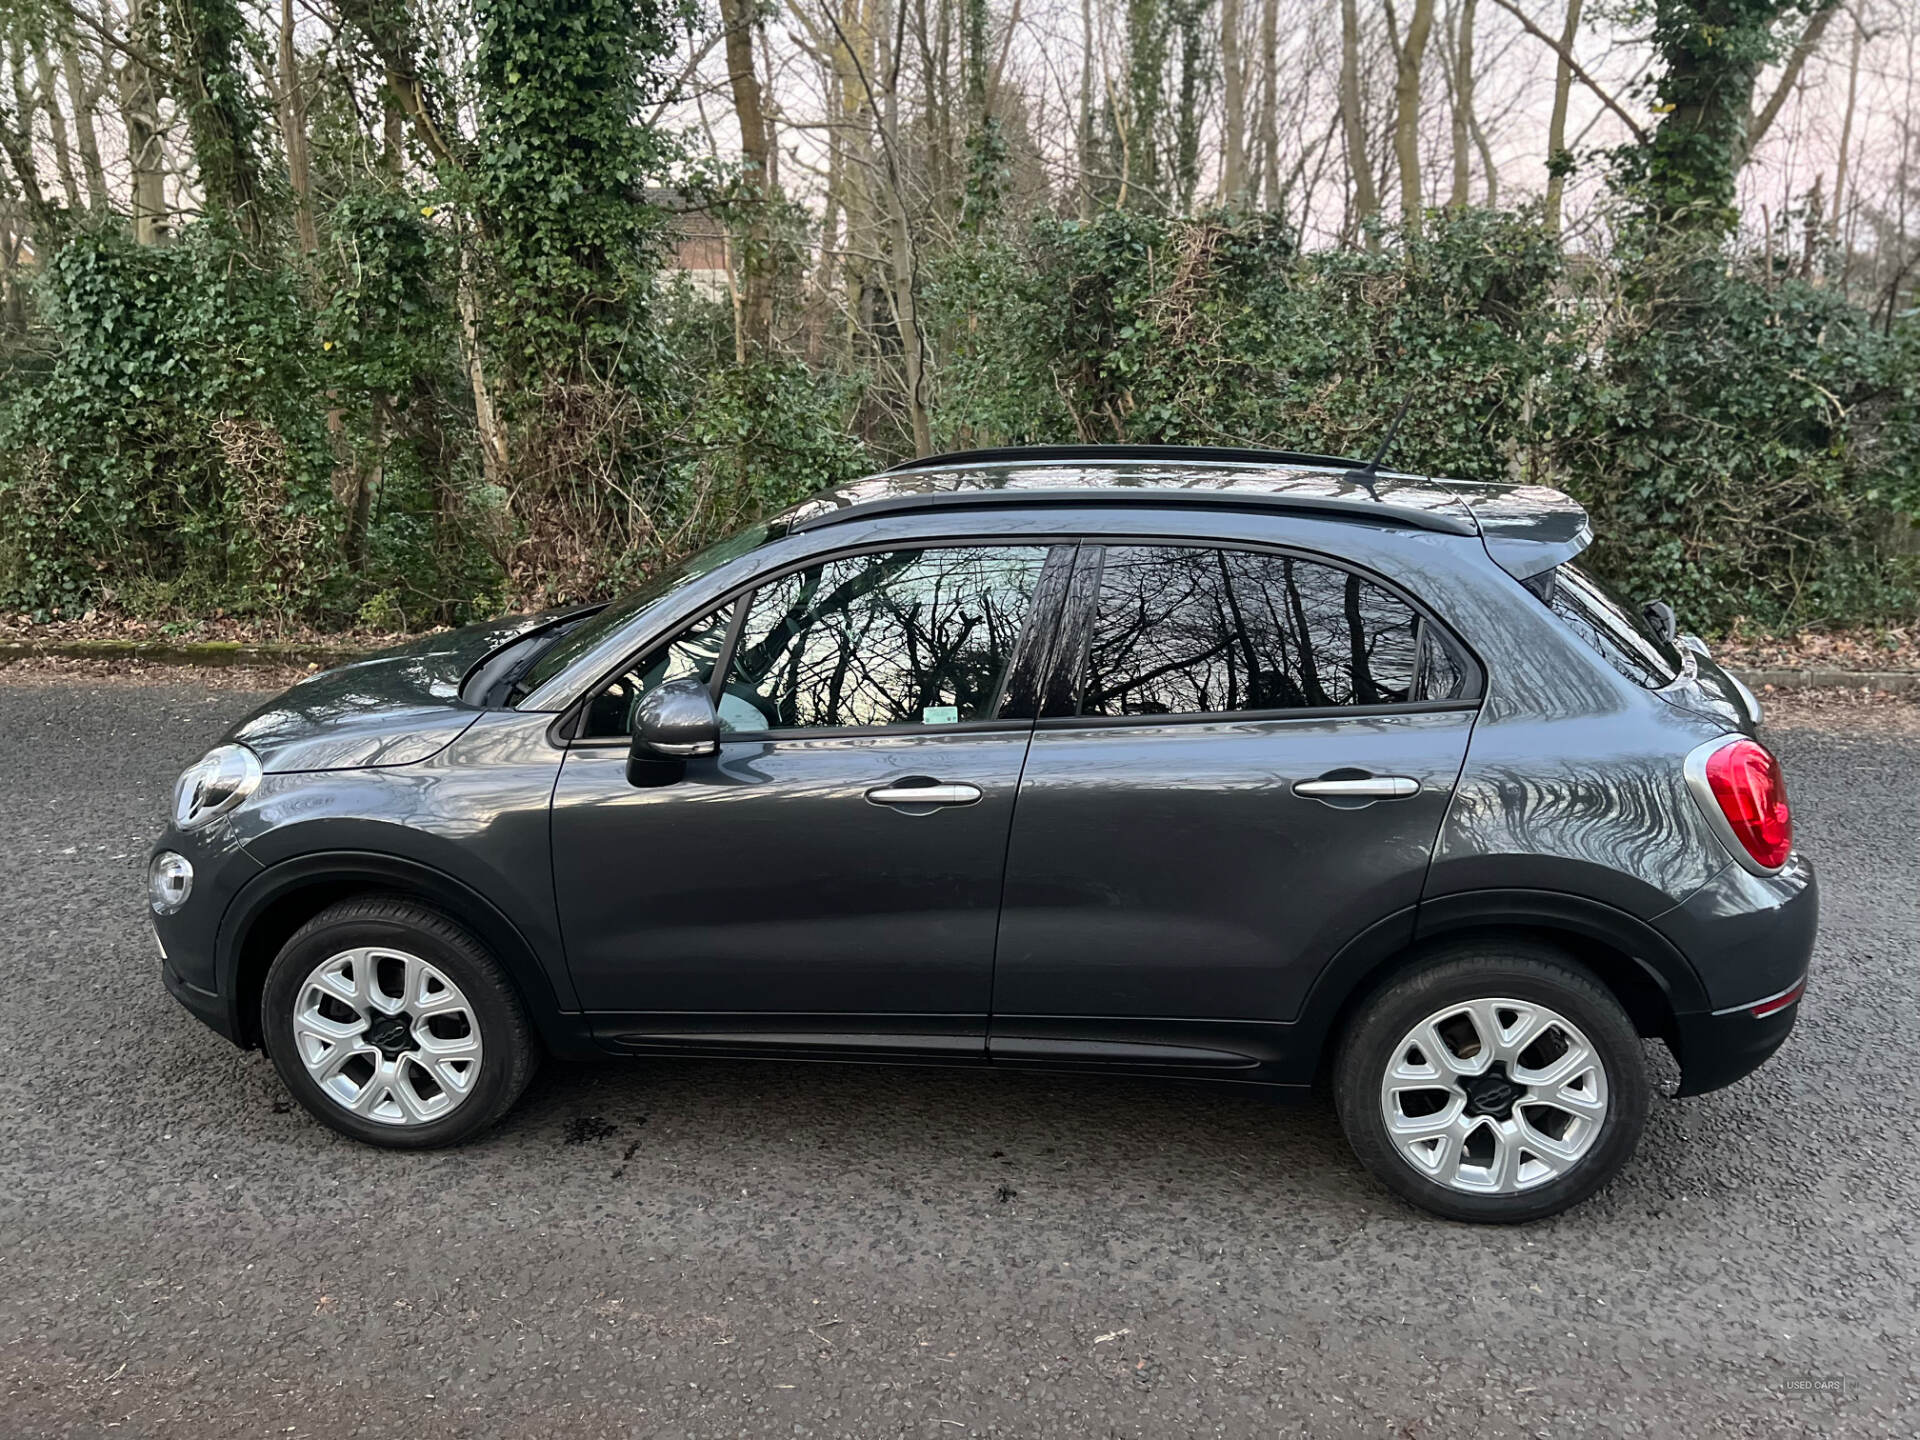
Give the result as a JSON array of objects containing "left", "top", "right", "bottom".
[{"left": 0, "top": 676, "right": 1914, "bottom": 1438}]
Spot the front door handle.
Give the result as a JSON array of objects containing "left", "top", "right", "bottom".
[
  {"left": 1292, "top": 775, "right": 1420, "bottom": 802},
  {"left": 866, "top": 782, "right": 983, "bottom": 808}
]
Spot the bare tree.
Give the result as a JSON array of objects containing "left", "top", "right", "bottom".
[
  {"left": 1543, "top": 0, "right": 1582, "bottom": 235},
  {"left": 1388, "top": 0, "right": 1436, "bottom": 232},
  {"left": 275, "top": 0, "right": 318, "bottom": 253},
  {"left": 115, "top": 0, "right": 170, "bottom": 244},
  {"left": 1255, "top": 0, "right": 1279, "bottom": 208},
  {"left": 59, "top": 27, "right": 109, "bottom": 212},
  {"left": 722, "top": 0, "right": 776, "bottom": 357},
  {"left": 1220, "top": 0, "right": 1244, "bottom": 201},
  {"left": 1829, "top": 5, "right": 1864, "bottom": 243},
  {"left": 1447, "top": 0, "right": 1477, "bottom": 208},
  {"left": 1339, "top": 0, "right": 1378, "bottom": 239}
]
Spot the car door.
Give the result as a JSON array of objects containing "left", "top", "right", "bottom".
[
  {"left": 550, "top": 541, "right": 1070, "bottom": 1055},
  {"left": 989, "top": 541, "right": 1480, "bottom": 1070}
]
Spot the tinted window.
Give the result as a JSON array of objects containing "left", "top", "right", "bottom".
[
  {"left": 724, "top": 546, "right": 1048, "bottom": 731},
  {"left": 517, "top": 524, "right": 772, "bottom": 701},
  {"left": 1537, "top": 563, "right": 1681, "bottom": 689},
  {"left": 580, "top": 606, "right": 735, "bottom": 738},
  {"left": 1079, "top": 546, "right": 1444, "bottom": 717}
]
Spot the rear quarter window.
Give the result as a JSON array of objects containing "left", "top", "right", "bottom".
[{"left": 1530, "top": 563, "right": 1683, "bottom": 689}]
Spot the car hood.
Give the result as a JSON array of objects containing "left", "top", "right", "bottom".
[{"left": 224, "top": 613, "right": 556, "bottom": 773}]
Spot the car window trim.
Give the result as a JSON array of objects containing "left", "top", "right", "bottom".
[
  {"left": 1031, "top": 534, "right": 1485, "bottom": 721},
  {"left": 1032, "top": 698, "right": 1484, "bottom": 731},
  {"left": 562, "top": 535, "right": 1075, "bottom": 744}
]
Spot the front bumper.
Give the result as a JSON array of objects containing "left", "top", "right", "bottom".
[
  {"left": 149, "top": 826, "right": 262, "bottom": 1047},
  {"left": 160, "top": 940, "right": 241, "bottom": 1044}
]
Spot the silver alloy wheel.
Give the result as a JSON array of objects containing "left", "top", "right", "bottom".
[
  {"left": 1378, "top": 997, "right": 1609, "bottom": 1194},
  {"left": 291, "top": 946, "right": 484, "bottom": 1126}
]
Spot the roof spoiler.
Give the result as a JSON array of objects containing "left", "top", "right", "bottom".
[{"left": 1437, "top": 480, "right": 1593, "bottom": 580}]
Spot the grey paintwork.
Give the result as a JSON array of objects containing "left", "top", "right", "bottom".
[{"left": 151, "top": 454, "right": 1816, "bottom": 1093}]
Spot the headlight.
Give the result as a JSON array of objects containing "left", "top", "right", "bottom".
[
  {"left": 148, "top": 851, "right": 194, "bottom": 913},
  {"left": 171, "top": 744, "right": 263, "bottom": 831}
]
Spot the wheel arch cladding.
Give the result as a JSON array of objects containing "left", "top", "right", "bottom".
[
  {"left": 1295, "top": 892, "right": 1703, "bottom": 1081},
  {"left": 218, "top": 853, "right": 582, "bottom": 1055}
]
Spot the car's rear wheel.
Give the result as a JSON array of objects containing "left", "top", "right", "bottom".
[
  {"left": 261, "top": 897, "right": 537, "bottom": 1148},
  {"left": 1334, "top": 944, "right": 1650, "bottom": 1223}
]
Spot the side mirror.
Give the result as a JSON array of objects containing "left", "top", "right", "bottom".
[
  {"left": 1641, "top": 599, "right": 1678, "bottom": 645},
  {"left": 629, "top": 679, "right": 719, "bottom": 783}
]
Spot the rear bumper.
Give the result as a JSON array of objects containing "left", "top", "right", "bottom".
[
  {"left": 1669, "top": 980, "right": 1805, "bottom": 1096},
  {"left": 1654, "top": 851, "right": 1815, "bottom": 1096}
]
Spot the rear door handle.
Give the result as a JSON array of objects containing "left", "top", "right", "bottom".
[
  {"left": 865, "top": 783, "right": 983, "bottom": 807},
  {"left": 1292, "top": 776, "right": 1420, "bottom": 802}
]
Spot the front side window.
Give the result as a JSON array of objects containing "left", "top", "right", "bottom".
[
  {"left": 579, "top": 606, "right": 736, "bottom": 738},
  {"left": 722, "top": 546, "right": 1049, "bottom": 731},
  {"left": 517, "top": 524, "right": 773, "bottom": 702},
  {"left": 1078, "top": 545, "right": 1461, "bottom": 718}
]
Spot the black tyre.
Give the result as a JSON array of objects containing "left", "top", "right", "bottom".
[
  {"left": 1334, "top": 943, "right": 1650, "bottom": 1223},
  {"left": 261, "top": 896, "right": 537, "bottom": 1148}
]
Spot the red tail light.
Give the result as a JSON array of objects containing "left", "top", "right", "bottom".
[{"left": 1693, "top": 737, "right": 1793, "bottom": 872}]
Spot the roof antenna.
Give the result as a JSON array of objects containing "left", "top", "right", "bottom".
[{"left": 1344, "top": 396, "right": 1415, "bottom": 498}]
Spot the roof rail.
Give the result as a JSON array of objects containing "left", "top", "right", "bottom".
[
  {"left": 882, "top": 443, "right": 1371, "bottom": 474},
  {"left": 784, "top": 485, "right": 1478, "bottom": 538}
]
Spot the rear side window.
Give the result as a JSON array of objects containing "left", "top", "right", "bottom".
[
  {"left": 1531, "top": 563, "right": 1681, "bottom": 689},
  {"left": 1076, "top": 545, "right": 1466, "bottom": 718}
]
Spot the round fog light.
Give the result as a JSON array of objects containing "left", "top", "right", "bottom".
[{"left": 149, "top": 851, "right": 194, "bottom": 914}]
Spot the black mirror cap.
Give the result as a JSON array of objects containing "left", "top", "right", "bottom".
[{"left": 632, "top": 679, "right": 720, "bottom": 764}]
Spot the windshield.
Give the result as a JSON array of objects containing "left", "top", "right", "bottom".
[
  {"left": 513, "top": 524, "right": 774, "bottom": 701},
  {"left": 1532, "top": 562, "right": 1685, "bottom": 689}
]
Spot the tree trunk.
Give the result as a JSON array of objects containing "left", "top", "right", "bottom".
[
  {"left": 0, "top": 45, "right": 59, "bottom": 237},
  {"left": 1076, "top": 0, "right": 1093, "bottom": 216},
  {"left": 1392, "top": 0, "right": 1435, "bottom": 232},
  {"left": 33, "top": 44, "right": 82, "bottom": 210},
  {"left": 168, "top": 0, "right": 267, "bottom": 245},
  {"left": 810, "top": 103, "right": 842, "bottom": 366},
  {"left": 1746, "top": 1, "right": 1838, "bottom": 154},
  {"left": 1256, "top": 0, "right": 1279, "bottom": 208},
  {"left": 1123, "top": 0, "right": 1165, "bottom": 208},
  {"left": 117, "top": 0, "right": 170, "bottom": 243},
  {"left": 1828, "top": 11, "right": 1860, "bottom": 244},
  {"left": 1642, "top": 0, "right": 1811, "bottom": 237},
  {"left": 1543, "top": 0, "right": 1582, "bottom": 235},
  {"left": 1220, "top": 0, "right": 1244, "bottom": 202},
  {"left": 1471, "top": 108, "right": 1498, "bottom": 206},
  {"left": 346, "top": 395, "right": 388, "bottom": 572},
  {"left": 60, "top": 37, "right": 110, "bottom": 213},
  {"left": 722, "top": 0, "right": 774, "bottom": 356},
  {"left": 277, "top": 0, "right": 318, "bottom": 252},
  {"left": 458, "top": 240, "right": 511, "bottom": 490},
  {"left": 875, "top": 3, "right": 933, "bottom": 455},
  {"left": 1171, "top": 0, "right": 1207, "bottom": 211},
  {"left": 1448, "top": 0, "right": 1476, "bottom": 208},
  {"left": 1339, "top": 0, "right": 1378, "bottom": 240}
]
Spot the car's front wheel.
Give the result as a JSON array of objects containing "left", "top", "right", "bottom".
[
  {"left": 1334, "top": 944, "right": 1651, "bottom": 1223},
  {"left": 261, "top": 897, "right": 537, "bottom": 1147}
]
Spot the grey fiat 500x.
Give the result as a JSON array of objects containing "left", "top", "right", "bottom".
[{"left": 150, "top": 445, "right": 1815, "bottom": 1222}]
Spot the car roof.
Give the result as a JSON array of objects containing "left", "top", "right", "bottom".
[{"left": 777, "top": 446, "right": 1590, "bottom": 579}]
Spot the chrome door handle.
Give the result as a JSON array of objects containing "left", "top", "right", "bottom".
[
  {"left": 1292, "top": 776, "right": 1420, "bottom": 801},
  {"left": 865, "top": 783, "right": 983, "bottom": 807}
]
